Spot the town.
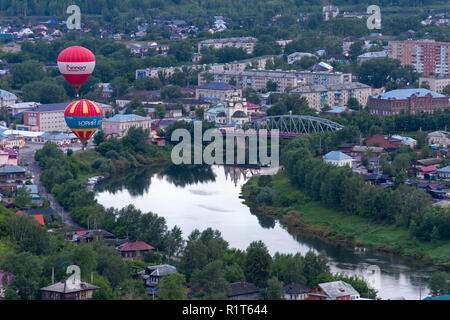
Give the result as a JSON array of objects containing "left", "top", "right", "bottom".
[{"left": 0, "top": 0, "right": 449, "bottom": 304}]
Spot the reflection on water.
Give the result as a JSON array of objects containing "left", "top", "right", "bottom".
[{"left": 95, "top": 165, "right": 446, "bottom": 300}]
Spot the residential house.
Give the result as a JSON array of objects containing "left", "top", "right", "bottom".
[
  {"left": 365, "top": 134, "right": 402, "bottom": 151},
  {"left": 0, "top": 148, "right": 18, "bottom": 166},
  {"left": 437, "top": 166, "right": 450, "bottom": 180},
  {"left": 0, "top": 132, "right": 25, "bottom": 149},
  {"left": 417, "top": 165, "right": 438, "bottom": 179},
  {"left": 227, "top": 282, "right": 260, "bottom": 300},
  {"left": 40, "top": 280, "right": 99, "bottom": 300},
  {"left": 136, "top": 264, "right": 177, "bottom": 290},
  {"left": 102, "top": 114, "right": 152, "bottom": 138},
  {"left": 391, "top": 135, "right": 417, "bottom": 148},
  {"left": 16, "top": 210, "right": 45, "bottom": 227},
  {"left": 308, "top": 281, "right": 360, "bottom": 300},
  {"left": 283, "top": 283, "right": 309, "bottom": 300},
  {"left": 348, "top": 146, "right": 385, "bottom": 158},
  {"left": 8, "top": 102, "right": 38, "bottom": 116},
  {"left": 0, "top": 89, "right": 17, "bottom": 107},
  {"left": 323, "top": 151, "right": 353, "bottom": 168},
  {"left": 116, "top": 241, "right": 155, "bottom": 261},
  {"left": 39, "top": 131, "right": 73, "bottom": 146},
  {"left": 197, "top": 37, "right": 258, "bottom": 54},
  {"left": 0, "top": 165, "right": 25, "bottom": 183},
  {"left": 427, "top": 131, "right": 450, "bottom": 148},
  {"left": 357, "top": 51, "right": 387, "bottom": 64}
]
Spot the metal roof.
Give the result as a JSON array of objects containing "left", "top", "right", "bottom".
[
  {"left": 373, "top": 88, "right": 446, "bottom": 100},
  {"left": 323, "top": 151, "right": 353, "bottom": 161}
]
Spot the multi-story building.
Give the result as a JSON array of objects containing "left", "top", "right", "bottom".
[
  {"left": 23, "top": 103, "right": 113, "bottom": 132},
  {"left": 135, "top": 56, "right": 276, "bottom": 79},
  {"left": 102, "top": 114, "right": 152, "bottom": 138},
  {"left": 198, "top": 69, "right": 352, "bottom": 93},
  {"left": 195, "top": 82, "right": 242, "bottom": 103},
  {"left": 387, "top": 40, "right": 450, "bottom": 76},
  {"left": 23, "top": 103, "right": 70, "bottom": 132},
  {"left": 419, "top": 75, "right": 450, "bottom": 93},
  {"left": 323, "top": 5, "right": 339, "bottom": 21},
  {"left": 290, "top": 82, "right": 371, "bottom": 111},
  {"left": 197, "top": 37, "right": 258, "bottom": 54},
  {"left": 368, "top": 88, "right": 449, "bottom": 116},
  {"left": 427, "top": 130, "right": 450, "bottom": 148}
]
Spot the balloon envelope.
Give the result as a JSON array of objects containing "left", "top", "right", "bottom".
[
  {"left": 57, "top": 46, "right": 95, "bottom": 91},
  {"left": 64, "top": 99, "right": 103, "bottom": 145}
]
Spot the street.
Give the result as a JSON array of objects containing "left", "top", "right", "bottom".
[{"left": 18, "top": 143, "right": 81, "bottom": 228}]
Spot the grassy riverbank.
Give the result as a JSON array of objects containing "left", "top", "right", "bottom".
[{"left": 242, "top": 173, "right": 450, "bottom": 266}]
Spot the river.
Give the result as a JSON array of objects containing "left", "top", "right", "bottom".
[{"left": 95, "top": 165, "right": 443, "bottom": 300}]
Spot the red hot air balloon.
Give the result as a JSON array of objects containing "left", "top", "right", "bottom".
[
  {"left": 57, "top": 46, "right": 95, "bottom": 94},
  {"left": 64, "top": 99, "right": 104, "bottom": 150}
]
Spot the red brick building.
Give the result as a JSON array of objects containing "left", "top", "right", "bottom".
[
  {"left": 368, "top": 88, "right": 449, "bottom": 116},
  {"left": 365, "top": 134, "right": 402, "bottom": 150}
]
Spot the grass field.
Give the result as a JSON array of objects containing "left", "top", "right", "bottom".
[{"left": 244, "top": 173, "right": 450, "bottom": 265}]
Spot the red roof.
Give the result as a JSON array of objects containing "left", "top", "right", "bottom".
[
  {"left": 420, "top": 165, "right": 438, "bottom": 172},
  {"left": 75, "top": 230, "right": 89, "bottom": 237},
  {"left": 116, "top": 241, "right": 155, "bottom": 252},
  {"left": 16, "top": 211, "right": 44, "bottom": 226}
]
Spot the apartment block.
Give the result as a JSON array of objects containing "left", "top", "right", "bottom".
[
  {"left": 198, "top": 69, "right": 352, "bottom": 93},
  {"left": 197, "top": 37, "right": 258, "bottom": 54},
  {"left": 290, "top": 82, "right": 372, "bottom": 111},
  {"left": 388, "top": 40, "right": 450, "bottom": 76},
  {"left": 419, "top": 75, "right": 450, "bottom": 93}
]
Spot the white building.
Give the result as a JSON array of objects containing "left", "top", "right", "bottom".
[{"left": 323, "top": 151, "right": 353, "bottom": 168}]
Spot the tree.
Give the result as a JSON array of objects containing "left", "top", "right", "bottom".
[
  {"left": 349, "top": 42, "right": 364, "bottom": 61},
  {"left": 429, "top": 272, "right": 448, "bottom": 296},
  {"left": 191, "top": 260, "right": 229, "bottom": 299},
  {"left": 10, "top": 60, "right": 45, "bottom": 89},
  {"left": 152, "top": 104, "right": 164, "bottom": 119},
  {"left": 392, "top": 153, "right": 410, "bottom": 173},
  {"left": 442, "top": 84, "right": 450, "bottom": 96},
  {"left": 161, "top": 85, "right": 182, "bottom": 100},
  {"left": 244, "top": 241, "right": 272, "bottom": 288},
  {"left": 159, "top": 272, "right": 187, "bottom": 300},
  {"left": 266, "top": 80, "right": 278, "bottom": 92},
  {"left": 168, "top": 41, "right": 193, "bottom": 62},
  {"left": 263, "top": 277, "right": 284, "bottom": 300},
  {"left": 347, "top": 97, "right": 360, "bottom": 111},
  {"left": 0, "top": 252, "right": 42, "bottom": 300},
  {"left": 94, "top": 130, "right": 106, "bottom": 146},
  {"left": 14, "top": 187, "right": 32, "bottom": 208},
  {"left": 91, "top": 274, "right": 115, "bottom": 300},
  {"left": 195, "top": 107, "right": 205, "bottom": 120},
  {"left": 22, "top": 79, "right": 67, "bottom": 104},
  {"left": 111, "top": 77, "right": 130, "bottom": 98}
]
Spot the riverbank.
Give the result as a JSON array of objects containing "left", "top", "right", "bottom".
[{"left": 241, "top": 173, "right": 450, "bottom": 267}]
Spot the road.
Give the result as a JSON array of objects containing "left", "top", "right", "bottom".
[{"left": 18, "top": 143, "right": 81, "bottom": 228}]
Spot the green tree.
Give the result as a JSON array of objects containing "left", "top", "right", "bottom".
[
  {"left": 94, "top": 130, "right": 106, "bottom": 146},
  {"left": 244, "top": 241, "right": 272, "bottom": 288},
  {"left": 263, "top": 277, "right": 284, "bottom": 300},
  {"left": 442, "top": 84, "right": 450, "bottom": 96},
  {"left": 10, "top": 60, "right": 45, "bottom": 89},
  {"left": 14, "top": 186, "right": 32, "bottom": 208},
  {"left": 155, "top": 104, "right": 166, "bottom": 119},
  {"left": 191, "top": 260, "right": 229, "bottom": 299},
  {"left": 159, "top": 272, "right": 187, "bottom": 300},
  {"left": 0, "top": 252, "right": 42, "bottom": 300},
  {"left": 429, "top": 272, "right": 448, "bottom": 296}
]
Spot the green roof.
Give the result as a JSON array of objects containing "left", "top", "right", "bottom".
[{"left": 424, "top": 295, "right": 450, "bottom": 300}]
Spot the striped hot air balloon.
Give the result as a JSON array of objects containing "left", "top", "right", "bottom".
[{"left": 64, "top": 99, "right": 104, "bottom": 149}]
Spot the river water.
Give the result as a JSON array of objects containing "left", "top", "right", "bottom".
[{"left": 95, "top": 165, "right": 444, "bottom": 300}]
